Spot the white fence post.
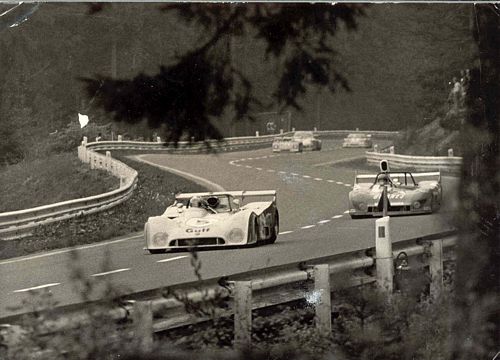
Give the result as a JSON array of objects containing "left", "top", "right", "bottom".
[
  {"left": 156, "top": 136, "right": 161, "bottom": 143},
  {"left": 389, "top": 146, "right": 395, "bottom": 154},
  {"left": 448, "top": 148, "right": 454, "bottom": 157},
  {"left": 356, "top": 127, "right": 359, "bottom": 131},
  {"left": 255, "top": 131, "right": 259, "bottom": 137},
  {"left": 314, "top": 264, "right": 332, "bottom": 337},
  {"left": 313, "top": 127, "right": 317, "bottom": 132},
  {"left": 117, "top": 135, "right": 123, "bottom": 142},
  {"left": 292, "top": 127, "right": 295, "bottom": 132},
  {"left": 373, "top": 144, "right": 379, "bottom": 153},
  {"left": 429, "top": 239, "right": 444, "bottom": 298},
  {"left": 280, "top": 129, "right": 284, "bottom": 134},
  {"left": 375, "top": 216, "right": 394, "bottom": 293},
  {"left": 234, "top": 281, "right": 252, "bottom": 349},
  {"left": 105, "top": 151, "right": 112, "bottom": 171},
  {"left": 132, "top": 301, "right": 153, "bottom": 353}
]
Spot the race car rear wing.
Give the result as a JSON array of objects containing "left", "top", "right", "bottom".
[
  {"left": 354, "top": 171, "right": 441, "bottom": 184},
  {"left": 175, "top": 190, "right": 277, "bottom": 202}
]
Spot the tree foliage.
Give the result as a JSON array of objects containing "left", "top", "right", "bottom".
[{"left": 82, "top": 4, "right": 365, "bottom": 142}]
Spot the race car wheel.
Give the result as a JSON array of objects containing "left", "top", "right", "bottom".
[
  {"left": 149, "top": 249, "right": 166, "bottom": 254},
  {"left": 267, "top": 211, "right": 279, "bottom": 244}
]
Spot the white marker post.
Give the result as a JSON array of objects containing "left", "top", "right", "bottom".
[
  {"left": 389, "top": 146, "right": 395, "bottom": 154},
  {"left": 314, "top": 264, "right": 332, "bottom": 337},
  {"left": 429, "top": 239, "right": 444, "bottom": 298},
  {"left": 234, "top": 281, "right": 252, "bottom": 349},
  {"left": 132, "top": 301, "right": 153, "bottom": 353},
  {"left": 448, "top": 148, "right": 454, "bottom": 157},
  {"left": 375, "top": 216, "right": 394, "bottom": 293},
  {"left": 255, "top": 131, "right": 259, "bottom": 137}
]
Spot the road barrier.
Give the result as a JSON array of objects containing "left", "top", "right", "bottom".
[
  {"left": 9, "top": 228, "right": 456, "bottom": 349},
  {"left": 0, "top": 145, "right": 138, "bottom": 240},
  {"left": 366, "top": 147, "right": 462, "bottom": 174},
  {"left": 0, "top": 130, "right": 400, "bottom": 240}
]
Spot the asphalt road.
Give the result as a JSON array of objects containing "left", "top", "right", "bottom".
[{"left": 0, "top": 140, "right": 458, "bottom": 318}]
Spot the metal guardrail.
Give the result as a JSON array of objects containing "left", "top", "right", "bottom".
[
  {"left": 11, "top": 233, "right": 456, "bottom": 340},
  {"left": 366, "top": 150, "right": 462, "bottom": 173},
  {"left": 0, "top": 147, "right": 138, "bottom": 240}
]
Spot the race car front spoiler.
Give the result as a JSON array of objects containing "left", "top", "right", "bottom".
[{"left": 349, "top": 208, "right": 433, "bottom": 217}]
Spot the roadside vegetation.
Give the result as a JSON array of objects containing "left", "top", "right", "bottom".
[
  {"left": 0, "top": 153, "right": 205, "bottom": 260},
  {"left": 0, "top": 153, "right": 117, "bottom": 212}
]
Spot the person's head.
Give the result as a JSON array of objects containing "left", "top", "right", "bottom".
[{"left": 190, "top": 196, "right": 202, "bottom": 208}]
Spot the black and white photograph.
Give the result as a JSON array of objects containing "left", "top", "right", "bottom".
[{"left": 0, "top": 1, "right": 498, "bottom": 359}]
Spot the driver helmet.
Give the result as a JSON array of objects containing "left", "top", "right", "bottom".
[
  {"left": 378, "top": 174, "right": 389, "bottom": 186},
  {"left": 189, "top": 196, "right": 203, "bottom": 208}
]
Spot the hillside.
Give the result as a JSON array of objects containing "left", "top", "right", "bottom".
[{"left": 0, "top": 3, "right": 475, "bottom": 164}]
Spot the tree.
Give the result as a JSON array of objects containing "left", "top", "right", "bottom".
[
  {"left": 82, "top": 3, "right": 365, "bottom": 143},
  {"left": 453, "top": 4, "right": 500, "bottom": 359}
]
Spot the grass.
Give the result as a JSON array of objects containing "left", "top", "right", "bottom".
[
  {"left": 0, "top": 152, "right": 206, "bottom": 259},
  {"left": 0, "top": 153, "right": 118, "bottom": 212}
]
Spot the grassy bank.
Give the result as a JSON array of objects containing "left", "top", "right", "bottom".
[
  {"left": 0, "top": 153, "right": 118, "bottom": 212},
  {"left": 0, "top": 153, "right": 206, "bottom": 259}
]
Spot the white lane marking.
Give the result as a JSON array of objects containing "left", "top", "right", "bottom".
[
  {"left": 157, "top": 255, "right": 189, "bottom": 263},
  {"left": 343, "top": 210, "right": 350, "bottom": 214},
  {"left": 317, "top": 219, "right": 331, "bottom": 224},
  {"left": 344, "top": 184, "right": 352, "bottom": 187},
  {"left": 327, "top": 180, "right": 335, "bottom": 183},
  {"left": 279, "top": 231, "right": 294, "bottom": 235},
  {"left": 133, "top": 155, "right": 225, "bottom": 192},
  {"left": 13, "top": 283, "right": 61, "bottom": 293},
  {"left": 291, "top": 173, "right": 299, "bottom": 176},
  {"left": 0, "top": 234, "right": 143, "bottom": 266},
  {"left": 245, "top": 165, "right": 252, "bottom": 168},
  {"left": 267, "top": 169, "right": 275, "bottom": 173},
  {"left": 278, "top": 171, "right": 287, "bottom": 174},
  {"left": 332, "top": 215, "right": 344, "bottom": 219},
  {"left": 234, "top": 164, "right": 241, "bottom": 167},
  {"left": 301, "top": 225, "right": 316, "bottom": 229},
  {"left": 302, "top": 175, "right": 311, "bottom": 179},
  {"left": 255, "top": 167, "right": 262, "bottom": 171},
  {"left": 314, "top": 178, "right": 323, "bottom": 181},
  {"left": 262, "top": 156, "right": 268, "bottom": 159},
  {"left": 247, "top": 158, "right": 253, "bottom": 160},
  {"left": 91, "top": 268, "right": 130, "bottom": 277},
  {"left": 336, "top": 181, "right": 344, "bottom": 185}
]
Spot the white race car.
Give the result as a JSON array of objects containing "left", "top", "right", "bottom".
[
  {"left": 272, "top": 137, "right": 303, "bottom": 152},
  {"left": 342, "top": 133, "right": 373, "bottom": 148},
  {"left": 145, "top": 191, "right": 279, "bottom": 253},
  {"left": 292, "top": 131, "right": 322, "bottom": 151}
]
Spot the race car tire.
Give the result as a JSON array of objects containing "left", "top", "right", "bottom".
[
  {"left": 247, "top": 213, "right": 259, "bottom": 245},
  {"left": 267, "top": 211, "right": 279, "bottom": 244},
  {"left": 149, "top": 249, "right": 167, "bottom": 254}
]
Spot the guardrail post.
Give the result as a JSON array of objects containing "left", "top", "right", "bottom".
[
  {"left": 314, "top": 264, "right": 332, "bottom": 337},
  {"left": 234, "top": 281, "right": 252, "bottom": 349},
  {"left": 373, "top": 144, "right": 379, "bottom": 153},
  {"left": 117, "top": 135, "right": 123, "bottom": 142},
  {"left": 448, "top": 148, "right": 454, "bottom": 157},
  {"left": 292, "top": 127, "right": 295, "bottom": 132},
  {"left": 132, "top": 301, "right": 153, "bottom": 353},
  {"left": 105, "top": 151, "right": 112, "bottom": 170},
  {"left": 280, "top": 129, "right": 284, "bottom": 134},
  {"left": 429, "top": 239, "right": 444, "bottom": 298},
  {"left": 255, "top": 131, "right": 259, "bottom": 137},
  {"left": 356, "top": 127, "right": 359, "bottom": 131},
  {"left": 314, "top": 127, "right": 317, "bottom": 132},
  {"left": 156, "top": 136, "right": 161, "bottom": 143},
  {"left": 389, "top": 146, "right": 395, "bottom": 154},
  {"left": 375, "top": 216, "right": 394, "bottom": 293}
]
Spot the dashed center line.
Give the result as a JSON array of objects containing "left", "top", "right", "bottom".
[
  {"left": 327, "top": 180, "right": 335, "bottom": 183},
  {"left": 317, "top": 219, "right": 331, "bottom": 224},
  {"left": 279, "top": 231, "right": 294, "bottom": 235},
  {"left": 301, "top": 225, "right": 316, "bottom": 229},
  {"left": 13, "top": 283, "right": 61, "bottom": 293},
  {"left": 343, "top": 210, "right": 350, "bottom": 214},
  {"left": 302, "top": 175, "right": 311, "bottom": 178},
  {"left": 92, "top": 268, "right": 130, "bottom": 277},
  {"left": 314, "top": 178, "right": 323, "bottom": 181},
  {"left": 267, "top": 169, "right": 275, "bottom": 172},
  {"left": 332, "top": 215, "right": 344, "bottom": 219},
  {"left": 255, "top": 167, "right": 262, "bottom": 171},
  {"left": 157, "top": 255, "right": 189, "bottom": 263},
  {"left": 336, "top": 181, "right": 344, "bottom": 185}
]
